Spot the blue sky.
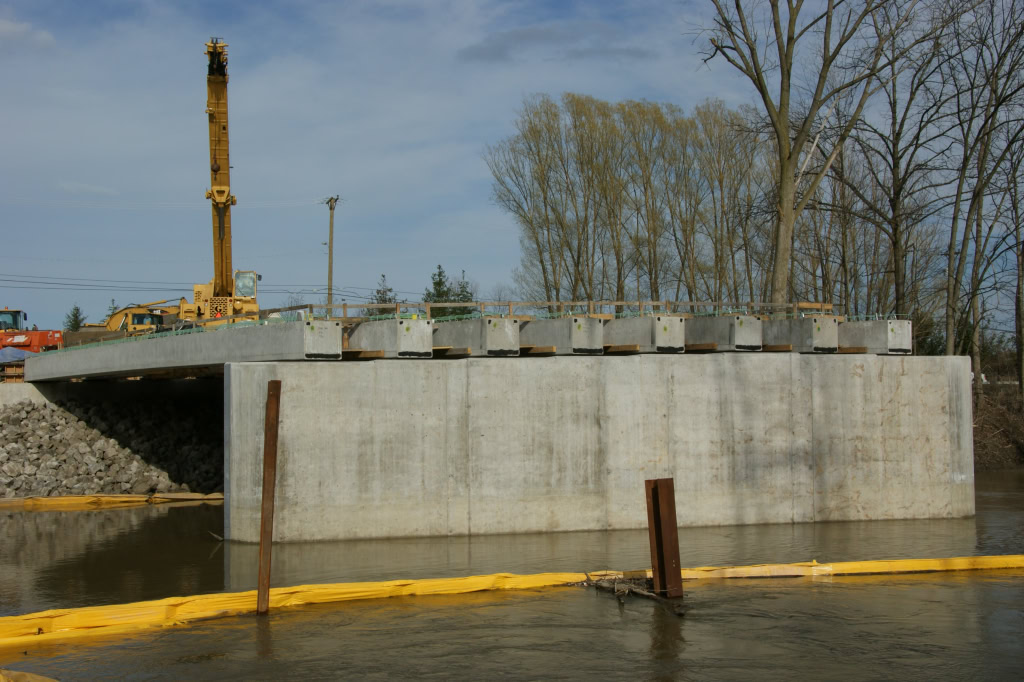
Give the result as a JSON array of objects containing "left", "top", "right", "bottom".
[{"left": 0, "top": 0, "right": 748, "bottom": 328}]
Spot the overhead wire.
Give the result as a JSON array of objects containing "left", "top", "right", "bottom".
[
  {"left": 0, "top": 272, "right": 425, "bottom": 298},
  {"left": 0, "top": 197, "right": 321, "bottom": 209}
]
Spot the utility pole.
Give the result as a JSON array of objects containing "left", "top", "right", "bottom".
[{"left": 324, "top": 196, "right": 340, "bottom": 314}]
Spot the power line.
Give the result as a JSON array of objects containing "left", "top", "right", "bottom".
[
  {"left": 0, "top": 197, "right": 322, "bottom": 210},
  {"left": 0, "top": 272, "right": 196, "bottom": 284},
  {"left": 0, "top": 272, "right": 425, "bottom": 296},
  {"left": 0, "top": 283, "right": 386, "bottom": 300},
  {"left": 0, "top": 284, "right": 190, "bottom": 293}
]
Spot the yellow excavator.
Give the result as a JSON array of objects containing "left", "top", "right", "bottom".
[
  {"left": 82, "top": 300, "right": 181, "bottom": 335},
  {"left": 178, "top": 38, "right": 260, "bottom": 325}
]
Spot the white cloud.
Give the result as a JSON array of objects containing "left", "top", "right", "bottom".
[
  {"left": 58, "top": 181, "right": 119, "bottom": 197},
  {"left": 456, "top": 21, "right": 658, "bottom": 63},
  {"left": 0, "top": 17, "right": 54, "bottom": 46}
]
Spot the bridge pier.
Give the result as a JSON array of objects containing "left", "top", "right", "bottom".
[{"left": 223, "top": 354, "right": 974, "bottom": 542}]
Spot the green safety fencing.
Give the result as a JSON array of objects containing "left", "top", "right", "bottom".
[{"left": 51, "top": 317, "right": 293, "bottom": 354}]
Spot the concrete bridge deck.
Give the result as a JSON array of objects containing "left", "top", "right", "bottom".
[
  {"left": 25, "top": 320, "right": 343, "bottom": 382},
  {"left": 24, "top": 316, "right": 910, "bottom": 383}
]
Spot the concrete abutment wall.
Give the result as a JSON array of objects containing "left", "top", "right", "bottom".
[{"left": 225, "top": 355, "right": 974, "bottom": 542}]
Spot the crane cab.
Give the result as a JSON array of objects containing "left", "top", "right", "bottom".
[
  {"left": 234, "top": 270, "right": 260, "bottom": 299},
  {"left": 180, "top": 270, "right": 261, "bottom": 324}
]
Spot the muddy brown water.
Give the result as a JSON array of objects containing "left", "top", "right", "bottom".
[{"left": 2, "top": 471, "right": 1022, "bottom": 679}]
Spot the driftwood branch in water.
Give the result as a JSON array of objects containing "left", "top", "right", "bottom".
[{"left": 585, "top": 577, "right": 687, "bottom": 616}]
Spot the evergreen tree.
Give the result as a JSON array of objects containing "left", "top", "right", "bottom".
[
  {"left": 107, "top": 299, "right": 119, "bottom": 316},
  {"left": 372, "top": 274, "right": 397, "bottom": 305},
  {"left": 63, "top": 304, "right": 87, "bottom": 332},
  {"left": 423, "top": 265, "right": 474, "bottom": 318}
]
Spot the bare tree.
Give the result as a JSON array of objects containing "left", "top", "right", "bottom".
[
  {"left": 486, "top": 96, "right": 564, "bottom": 303},
  {"left": 837, "top": 20, "right": 951, "bottom": 316},
  {"left": 702, "top": 0, "right": 941, "bottom": 304},
  {"left": 939, "top": 0, "right": 1024, "bottom": 364},
  {"left": 620, "top": 100, "right": 671, "bottom": 301},
  {"left": 1004, "top": 139, "right": 1024, "bottom": 402}
]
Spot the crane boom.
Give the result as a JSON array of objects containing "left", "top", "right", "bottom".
[
  {"left": 178, "top": 37, "right": 259, "bottom": 325},
  {"left": 205, "top": 38, "right": 234, "bottom": 298}
]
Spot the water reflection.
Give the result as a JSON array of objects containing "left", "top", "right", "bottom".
[
  {"left": 974, "top": 470, "right": 1024, "bottom": 554},
  {"left": 0, "top": 504, "right": 223, "bottom": 616},
  {"left": 10, "top": 574, "right": 1023, "bottom": 680},
  {"left": 255, "top": 615, "right": 273, "bottom": 660},
  {"left": 648, "top": 602, "right": 685, "bottom": 681},
  {"left": 0, "top": 474, "right": 1019, "bottom": 621},
  {"left": 221, "top": 514, "right": 981, "bottom": 592}
]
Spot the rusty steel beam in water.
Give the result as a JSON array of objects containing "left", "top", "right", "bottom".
[
  {"left": 645, "top": 477, "right": 683, "bottom": 599},
  {"left": 257, "top": 379, "right": 282, "bottom": 615}
]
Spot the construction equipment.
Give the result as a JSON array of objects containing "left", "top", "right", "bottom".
[
  {"left": 0, "top": 307, "right": 62, "bottom": 353},
  {"left": 82, "top": 300, "right": 182, "bottom": 335},
  {"left": 178, "top": 38, "right": 260, "bottom": 325}
]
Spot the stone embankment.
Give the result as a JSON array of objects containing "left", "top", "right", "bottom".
[{"left": 0, "top": 399, "right": 222, "bottom": 498}]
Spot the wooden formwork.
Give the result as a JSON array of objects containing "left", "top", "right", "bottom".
[{"left": 1, "top": 362, "right": 25, "bottom": 383}]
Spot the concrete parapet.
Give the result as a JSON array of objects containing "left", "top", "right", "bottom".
[
  {"left": 225, "top": 354, "right": 974, "bottom": 542},
  {"left": 519, "top": 317, "right": 603, "bottom": 355},
  {"left": 25, "top": 321, "right": 342, "bottom": 382},
  {"left": 839, "top": 320, "right": 912, "bottom": 354},
  {"left": 762, "top": 317, "right": 839, "bottom": 353},
  {"left": 348, "top": 319, "right": 433, "bottom": 358},
  {"left": 684, "top": 315, "right": 762, "bottom": 351},
  {"left": 602, "top": 316, "right": 685, "bottom": 353},
  {"left": 432, "top": 318, "right": 519, "bottom": 357}
]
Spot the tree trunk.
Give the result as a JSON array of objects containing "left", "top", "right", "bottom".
[
  {"left": 772, "top": 171, "right": 795, "bottom": 305},
  {"left": 1016, "top": 241, "right": 1023, "bottom": 408},
  {"left": 892, "top": 224, "right": 906, "bottom": 317},
  {"left": 972, "top": 293, "right": 983, "bottom": 407}
]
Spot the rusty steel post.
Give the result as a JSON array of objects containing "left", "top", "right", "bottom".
[
  {"left": 256, "top": 379, "right": 282, "bottom": 615},
  {"left": 645, "top": 478, "right": 683, "bottom": 598}
]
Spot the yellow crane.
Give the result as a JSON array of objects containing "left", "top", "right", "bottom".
[{"left": 179, "top": 38, "right": 260, "bottom": 324}]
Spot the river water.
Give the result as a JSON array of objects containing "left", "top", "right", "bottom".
[{"left": 2, "top": 472, "right": 1022, "bottom": 679}]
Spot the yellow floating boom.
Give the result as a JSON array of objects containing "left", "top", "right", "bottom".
[
  {"left": 623, "top": 554, "right": 1024, "bottom": 580},
  {"left": 0, "top": 572, "right": 586, "bottom": 651},
  {"left": 1, "top": 555, "right": 1022, "bottom": 652}
]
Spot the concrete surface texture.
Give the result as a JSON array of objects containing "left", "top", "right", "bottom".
[
  {"left": 348, "top": 319, "right": 433, "bottom": 358},
  {"left": 602, "top": 316, "right": 685, "bottom": 353},
  {"left": 763, "top": 317, "right": 839, "bottom": 353},
  {"left": 685, "top": 315, "right": 763, "bottom": 351},
  {"left": 519, "top": 317, "right": 603, "bottom": 354},
  {"left": 224, "top": 354, "right": 974, "bottom": 542},
  {"left": 431, "top": 318, "right": 519, "bottom": 356},
  {"left": 0, "top": 377, "right": 219, "bottom": 409},
  {"left": 839, "top": 320, "right": 913, "bottom": 354},
  {"left": 0, "top": 383, "right": 48, "bottom": 407},
  {"left": 25, "top": 320, "right": 343, "bottom": 381},
  {"left": 0, "top": 378, "right": 220, "bottom": 410}
]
